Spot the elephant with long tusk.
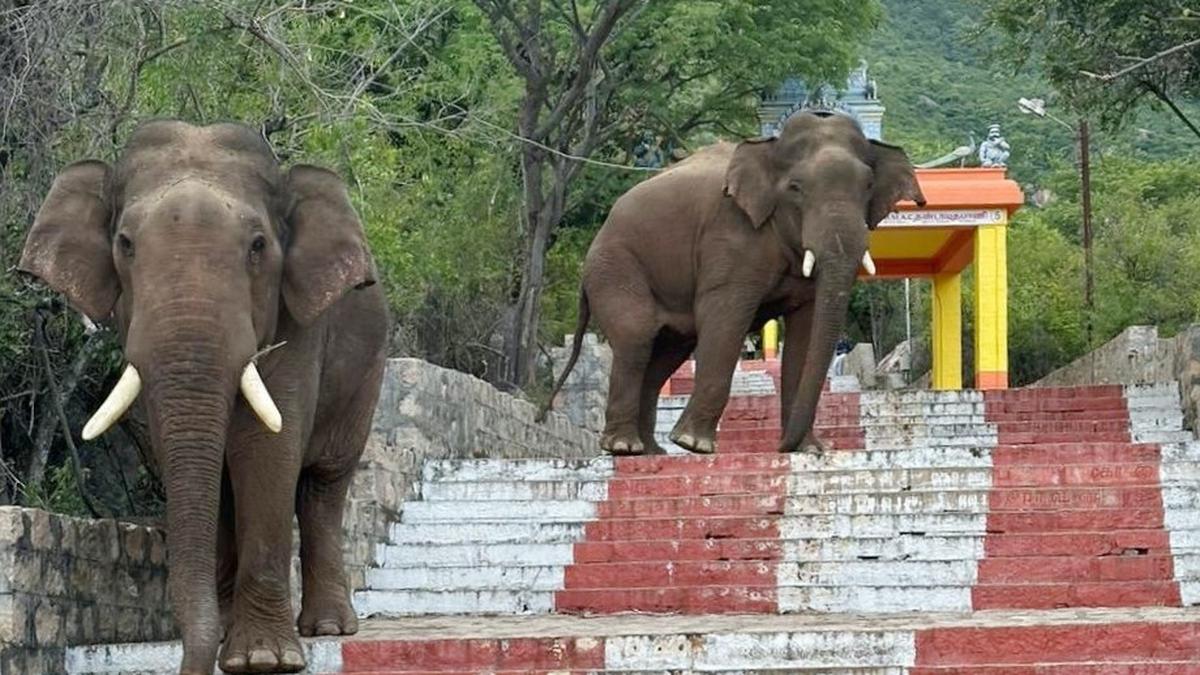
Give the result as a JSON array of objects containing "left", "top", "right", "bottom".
[
  {"left": 542, "top": 111, "right": 924, "bottom": 456},
  {"left": 19, "top": 120, "right": 388, "bottom": 674}
]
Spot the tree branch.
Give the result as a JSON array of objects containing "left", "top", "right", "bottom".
[
  {"left": 533, "top": 0, "right": 638, "bottom": 140},
  {"left": 1081, "top": 36, "right": 1200, "bottom": 82},
  {"left": 1139, "top": 78, "right": 1200, "bottom": 140}
]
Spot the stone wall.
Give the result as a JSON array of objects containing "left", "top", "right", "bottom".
[
  {"left": 1035, "top": 324, "right": 1200, "bottom": 433},
  {"left": 340, "top": 358, "right": 600, "bottom": 592},
  {"left": 0, "top": 509, "right": 170, "bottom": 673},
  {"left": 1, "top": 357, "right": 600, "bottom": 672},
  {"left": 548, "top": 333, "right": 612, "bottom": 434}
]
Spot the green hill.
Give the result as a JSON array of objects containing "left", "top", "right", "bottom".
[{"left": 866, "top": 0, "right": 1200, "bottom": 185}]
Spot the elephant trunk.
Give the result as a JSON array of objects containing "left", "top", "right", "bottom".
[
  {"left": 133, "top": 311, "right": 244, "bottom": 673},
  {"left": 779, "top": 259, "right": 859, "bottom": 452}
]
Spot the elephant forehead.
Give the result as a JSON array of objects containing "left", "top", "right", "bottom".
[
  {"left": 121, "top": 179, "right": 266, "bottom": 234},
  {"left": 117, "top": 122, "right": 282, "bottom": 205}
]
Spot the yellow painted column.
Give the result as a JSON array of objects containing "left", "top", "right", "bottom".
[
  {"left": 932, "top": 272, "right": 963, "bottom": 390},
  {"left": 974, "top": 223, "right": 1009, "bottom": 389},
  {"left": 762, "top": 319, "right": 779, "bottom": 359}
]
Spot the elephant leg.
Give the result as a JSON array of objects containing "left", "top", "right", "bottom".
[
  {"left": 297, "top": 360, "right": 383, "bottom": 637},
  {"left": 603, "top": 336, "right": 655, "bottom": 455},
  {"left": 216, "top": 470, "right": 237, "bottom": 639},
  {"left": 296, "top": 470, "right": 357, "bottom": 637},
  {"left": 218, "top": 426, "right": 305, "bottom": 674},
  {"left": 671, "top": 301, "right": 757, "bottom": 454},
  {"left": 590, "top": 272, "right": 658, "bottom": 456},
  {"left": 638, "top": 336, "right": 694, "bottom": 455},
  {"left": 781, "top": 302, "right": 824, "bottom": 452}
]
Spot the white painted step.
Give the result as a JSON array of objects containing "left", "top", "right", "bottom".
[
  {"left": 354, "top": 588, "right": 555, "bottom": 616},
  {"left": 366, "top": 564, "right": 565, "bottom": 591},
  {"left": 378, "top": 534, "right": 987, "bottom": 564},
  {"left": 388, "top": 512, "right": 994, "bottom": 543},
  {"left": 417, "top": 469, "right": 994, "bottom": 501},
  {"left": 389, "top": 521, "right": 587, "bottom": 544},
  {"left": 375, "top": 541, "right": 574, "bottom": 567},
  {"left": 780, "top": 584, "right": 970, "bottom": 613}
]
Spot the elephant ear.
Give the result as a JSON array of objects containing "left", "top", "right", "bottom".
[
  {"left": 724, "top": 137, "right": 778, "bottom": 228},
  {"left": 282, "top": 165, "right": 377, "bottom": 325},
  {"left": 18, "top": 160, "right": 119, "bottom": 321},
  {"left": 867, "top": 140, "right": 926, "bottom": 229}
]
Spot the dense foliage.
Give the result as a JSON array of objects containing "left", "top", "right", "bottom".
[{"left": 1, "top": 0, "right": 1197, "bottom": 516}]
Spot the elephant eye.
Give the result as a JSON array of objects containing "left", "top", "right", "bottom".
[
  {"left": 787, "top": 181, "right": 803, "bottom": 193},
  {"left": 248, "top": 234, "right": 266, "bottom": 263},
  {"left": 116, "top": 233, "right": 134, "bottom": 258}
]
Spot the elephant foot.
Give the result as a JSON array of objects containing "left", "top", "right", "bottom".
[
  {"left": 219, "top": 615, "right": 305, "bottom": 674},
  {"left": 669, "top": 430, "right": 716, "bottom": 455},
  {"left": 601, "top": 432, "right": 645, "bottom": 455},
  {"left": 780, "top": 432, "right": 828, "bottom": 455},
  {"left": 298, "top": 592, "right": 359, "bottom": 637}
]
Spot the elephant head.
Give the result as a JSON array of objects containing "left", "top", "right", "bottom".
[
  {"left": 724, "top": 112, "right": 925, "bottom": 451},
  {"left": 19, "top": 120, "right": 375, "bottom": 671}
]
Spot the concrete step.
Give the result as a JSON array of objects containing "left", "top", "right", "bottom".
[
  {"left": 421, "top": 443, "right": 1200, "bottom": 482},
  {"left": 400, "top": 485, "right": 1200, "bottom": 521},
  {"left": 63, "top": 608, "right": 1200, "bottom": 674},
  {"left": 418, "top": 470, "right": 997, "bottom": 501},
  {"left": 389, "top": 512, "right": 1001, "bottom": 543},
  {"left": 416, "top": 463, "right": 1200, "bottom": 502}
]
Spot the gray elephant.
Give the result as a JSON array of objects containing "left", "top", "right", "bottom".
[
  {"left": 545, "top": 112, "right": 925, "bottom": 455},
  {"left": 19, "top": 120, "right": 388, "bottom": 673}
]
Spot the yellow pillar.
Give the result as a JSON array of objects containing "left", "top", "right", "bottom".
[
  {"left": 974, "top": 223, "right": 1009, "bottom": 389},
  {"left": 932, "top": 271, "right": 963, "bottom": 390},
  {"left": 762, "top": 319, "right": 779, "bottom": 359}
]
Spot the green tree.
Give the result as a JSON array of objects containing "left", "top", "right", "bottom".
[
  {"left": 471, "top": 0, "right": 883, "bottom": 387},
  {"left": 982, "top": 0, "right": 1200, "bottom": 138}
]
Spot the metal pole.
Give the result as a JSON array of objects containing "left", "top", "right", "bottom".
[{"left": 904, "top": 278, "right": 912, "bottom": 383}]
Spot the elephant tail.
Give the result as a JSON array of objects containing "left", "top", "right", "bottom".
[{"left": 536, "top": 289, "right": 591, "bottom": 423}]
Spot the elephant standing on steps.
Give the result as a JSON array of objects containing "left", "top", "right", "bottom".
[
  {"left": 19, "top": 120, "right": 388, "bottom": 674},
  {"left": 544, "top": 112, "right": 925, "bottom": 456}
]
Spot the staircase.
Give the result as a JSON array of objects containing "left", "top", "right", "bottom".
[{"left": 68, "top": 363, "right": 1200, "bottom": 673}]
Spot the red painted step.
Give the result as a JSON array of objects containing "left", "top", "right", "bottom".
[
  {"left": 560, "top": 449, "right": 790, "bottom": 614},
  {"left": 913, "top": 623, "right": 1200, "bottom": 669},
  {"left": 975, "top": 391, "right": 1181, "bottom": 610},
  {"left": 341, "top": 637, "right": 605, "bottom": 672},
  {"left": 973, "top": 582, "right": 1182, "bottom": 608},
  {"left": 555, "top": 586, "right": 776, "bottom": 614},
  {"left": 977, "top": 555, "right": 1176, "bottom": 583},
  {"left": 583, "top": 515, "right": 778, "bottom": 541},
  {"left": 564, "top": 560, "right": 775, "bottom": 588},
  {"left": 574, "top": 538, "right": 783, "bottom": 563},
  {"left": 614, "top": 454, "right": 791, "bottom": 474}
]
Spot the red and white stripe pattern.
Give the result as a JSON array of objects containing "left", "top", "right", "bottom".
[
  {"left": 352, "top": 378, "right": 1200, "bottom": 620},
  {"left": 66, "top": 375, "right": 1200, "bottom": 673}
]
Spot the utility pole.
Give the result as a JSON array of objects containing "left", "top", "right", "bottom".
[{"left": 1078, "top": 119, "right": 1094, "bottom": 352}]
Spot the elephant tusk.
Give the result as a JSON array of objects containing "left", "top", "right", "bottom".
[
  {"left": 862, "top": 251, "right": 877, "bottom": 276},
  {"left": 82, "top": 364, "right": 142, "bottom": 440},
  {"left": 802, "top": 250, "right": 815, "bottom": 277},
  {"left": 240, "top": 362, "right": 282, "bottom": 433}
]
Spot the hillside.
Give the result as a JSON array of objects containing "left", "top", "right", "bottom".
[{"left": 866, "top": 0, "right": 1200, "bottom": 186}]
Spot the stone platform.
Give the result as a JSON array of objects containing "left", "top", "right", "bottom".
[{"left": 69, "top": 607, "right": 1200, "bottom": 672}]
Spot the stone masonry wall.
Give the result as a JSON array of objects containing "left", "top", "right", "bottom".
[
  {"left": 549, "top": 333, "right": 612, "bottom": 434},
  {"left": 339, "top": 358, "right": 600, "bottom": 593},
  {"left": 1, "top": 357, "right": 600, "bottom": 673},
  {"left": 0, "top": 509, "right": 170, "bottom": 674},
  {"left": 1035, "top": 324, "right": 1200, "bottom": 433}
]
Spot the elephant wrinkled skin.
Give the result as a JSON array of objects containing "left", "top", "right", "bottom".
[
  {"left": 19, "top": 121, "right": 388, "bottom": 674},
  {"left": 545, "top": 112, "right": 924, "bottom": 456}
]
